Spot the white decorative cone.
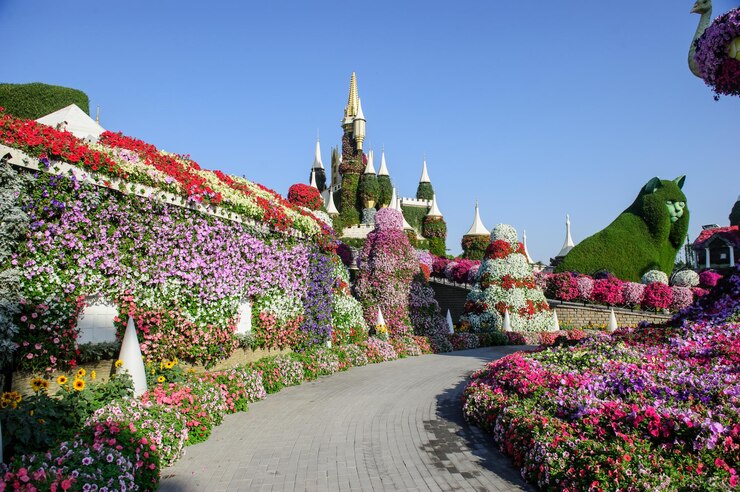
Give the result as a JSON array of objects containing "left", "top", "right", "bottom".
[
  {"left": 552, "top": 309, "right": 560, "bottom": 331},
  {"left": 446, "top": 309, "right": 454, "bottom": 334},
  {"left": 503, "top": 309, "right": 512, "bottom": 332},
  {"left": 608, "top": 308, "right": 618, "bottom": 333},
  {"left": 118, "top": 316, "right": 148, "bottom": 397},
  {"left": 376, "top": 307, "right": 386, "bottom": 327}
]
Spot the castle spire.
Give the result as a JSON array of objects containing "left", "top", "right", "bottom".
[
  {"left": 364, "top": 150, "right": 376, "bottom": 174},
  {"left": 326, "top": 190, "right": 339, "bottom": 215},
  {"left": 427, "top": 194, "right": 443, "bottom": 218},
  {"left": 312, "top": 138, "right": 323, "bottom": 170},
  {"left": 557, "top": 214, "right": 575, "bottom": 257},
  {"left": 465, "top": 200, "right": 489, "bottom": 236},
  {"left": 378, "top": 149, "right": 389, "bottom": 176},
  {"left": 310, "top": 169, "right": 318, "bottom": 189},
  {"left": 343, "top": 72, "right": 359, "bottom": 124},
  {"left": 353, "top": 97, "right": 366, "bottom": 150},
  {"left": 419, "top": 159, "right": 431, "bottom": 183}
]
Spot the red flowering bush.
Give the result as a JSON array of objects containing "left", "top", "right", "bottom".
[
  {"left": 432, "top": 256, "right": 451, "bottom": 278},
  {"left": 287, "top": 183, "right": 323, "bottom": 210},
  {"left": 642, "top": 282, "right": 673, "bottom": 311},
  {"left": 545, "top": 273, "right": 579, "bottom": 301},
  {"left": 590, "top": 276, "right": 624, "bottom": 306}
]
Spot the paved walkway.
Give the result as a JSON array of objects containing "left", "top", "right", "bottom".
[{"left": 159, "top": 346, "right": 534, "bottom": 492}]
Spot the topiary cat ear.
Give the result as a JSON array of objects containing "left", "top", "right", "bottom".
[
  {"left": 643, "top": 177, "right": 662, "bottom": 193},
  {"left": 674, "top": 176, "right": 686, "bottom": 189}
]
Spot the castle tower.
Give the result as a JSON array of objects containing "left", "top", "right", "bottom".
[
  {"left": 377, "top": 149, "right": 393, "bottom": 208},
  {"left": 416, "top": 159, "right": 434, "bottom": 200},
  {"left": 310, "top": 137, "right": 327, "bottom": 191},
  {"left": 423, "top": 194, "right": 447, "bottom": 256},
  {"left": 338, "top": 72, "right": 367, "bottom": 226},
  {"left": 461, "top": 201, "right": 491, "bottom": 260}
]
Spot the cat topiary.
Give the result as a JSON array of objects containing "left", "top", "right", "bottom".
[{"left": 556, "top": 176, "right": 689, "bottom": 282}]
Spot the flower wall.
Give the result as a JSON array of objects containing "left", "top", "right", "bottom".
[{"left": 0, "top": 113, "right": 341, "bottom": 373}]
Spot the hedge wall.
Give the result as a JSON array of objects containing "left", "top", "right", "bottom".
[
  {"left": 0, "top": 83, "right": 90, "bottom": 120},
  {"left": 416, "top": 182, "right": 434, "bottom": 200}
]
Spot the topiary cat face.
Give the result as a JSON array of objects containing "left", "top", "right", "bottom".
[{"left": 629, "top": 176, "right": 689, "bottom": 248}]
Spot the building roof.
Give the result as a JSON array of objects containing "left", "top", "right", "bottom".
[
  {"left": 363, "top": 150, "right": 376, "bottom": 174},
  {"left": 36, "top": 104, "right": 105, "bottom": 140},
  {"left": 427, "top": 194, "right": 443, "bottom": 218},
  {"left": 325, "top": 189, "right": 339, "bottom": 215},
  {"left": 465, "top": 201, "right": 489, "bottom": 236},
  {"left": 312, "top": 138, "right": 323, "bottom": 169},
  {"left": 419, "top": 160, "right": 430, "bottom": 183},
  {"left": 693, "top": 225, "right": 740, "bottom": 249},
  {"left": 378, "top": 149, "right": 389, "bottom": 176},
  {"left": 556, "top": 214, "right": 575, "bottom": 257}
]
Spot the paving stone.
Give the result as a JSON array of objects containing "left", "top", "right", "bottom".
[{"left": 159, "top": 347, "right": 534, "bottom": 491}]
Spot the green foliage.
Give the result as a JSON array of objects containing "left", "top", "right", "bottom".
[
  {"left": 422, "top": 216, "right": 447, "bottom": 239},
  {"left": 234, "top": 332, "right": 259, "bottom": 351},
  {"left": 0, "top": 83, "right": 90, "bottom": 119},
  {"left": 337, "top": 173, "right": 360, "bottom": 229},
  {"left": 730, "top": 199, "right": 740, "bottom": 227},
  {"left": 557, "top": 177, "right": 690, "bottom": 281},
  {"left": 56, "top": 372, "right": 134, "bottom": 432},
  {"left": 378, "top": 175, "right": 393, "bottom": 208},
  {"left": 145, "top": 357, "right": 189, "bottom": 387},
  {"left": 478, "top": 331, "right": 509, "bottom": 347},
  {"left": 416, "top": 182, "right": 434, "bottom": 200},
  {"left": 358, "top": 172, "right": 380, "bottom": 206},
  {"left": 400, "top": 205, "right": 427, "bottom": 232},
  {"left": 77, "top": 341, "right": 121, "bottom": 364},
  {"left": 461, "top": 234, "right": 490, "bottom": 260},
  {"left": 428, "top": 237, "right": 446, "bottom": 256}
]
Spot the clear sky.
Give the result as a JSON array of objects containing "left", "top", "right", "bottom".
[{"left": 3, "top": 0, "right": 738, "bottom": 261}]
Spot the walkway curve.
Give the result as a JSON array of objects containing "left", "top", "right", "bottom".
[{"left": 159, "top": 346, "right": 534, "bottom": 492}]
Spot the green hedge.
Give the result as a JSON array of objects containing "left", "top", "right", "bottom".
[
  {"left": 400, "top": 205, "right": 428, "bottom": 232},
  {"left": 359, "top": 173, "right": 379, "bottom": 207},
  {"left": 428, "top": 237, "right": 446, "bottom": 256},
  {"left": 0, "top": 83, "right": 90, "bottom": 119},
  {"left": 378, "top": 175, "right": 393, "bottom": 208}
]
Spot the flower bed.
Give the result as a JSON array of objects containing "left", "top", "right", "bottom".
[{"left": 462, "top": 267, "right": 740, "bottom": 490}]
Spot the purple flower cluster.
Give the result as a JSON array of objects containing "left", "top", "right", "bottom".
[
  {"left": 298, "top": 249, "right": 334, "bottom": 348},
  {"left": 373, "top": 208, "right": 403, "bottom": 231},
  {"left": 695, "top": 7, "right": 740, "bottom": 97}
]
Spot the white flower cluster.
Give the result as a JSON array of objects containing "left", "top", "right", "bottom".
[
  {"left": 671, "top": 269, "right": 700, "bottom": 287},
  {"left": 253, "top": 288, "right": 304, "bottom": 323},
  {"left": 332, "top": 293, "right": 367, "bottom": 332},
  {"left": 491, "top": 224, "right": 519, "bottom": 245},
  {"left": 641, "top": 270, "right": 669, "bottom": 285}
]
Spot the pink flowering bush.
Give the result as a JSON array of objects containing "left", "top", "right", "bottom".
[
  {"left": 642, "top": 282, "right": 673, "bottom": 311},
  {"left": 590, "top": 276, "right": 624, "bottom": 306},
  {"left": 545, "top": 273, "right": 579, "bottom": 301},
  {"left": 671, "top": 286, "right": 694, "bottom": 311},
  {"left": 362, "top": 337, "right": 398, "bottom": 363},
  {"left": 622, "top": 281, "right": 646, "bottom": 307},
  {"left": 432, "top": 256, "right": 451, "bottom": 278},
  {"left": 575, "top": 275, "right": 593, "bottom": 301},
  {"left": 374, "top": 207, "right": 403, "bottom": 230},
  {"left": 700, "top": 270, "right": 723, "bottom": 288},
  {"left": 355, "top": 209, "right": 418, "bottom": 336}
]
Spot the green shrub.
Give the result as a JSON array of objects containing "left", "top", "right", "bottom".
[
  {"left": 378, "top": 175, "right": 393, "bottom": 207},
  {"left": 0, "top": 83, "right": 90, "bottom": 119},
  {"left": 461, "top": 234, "right": 489, "bottom": 260},
  {"left": 338, "top": 173, "right": 360, "bottom": 228},
  {"left": 428, "top": 237, "right": 446, "bottom": 256},
  {"left": 358, "top": 172, "right": 379, "bottom": 206},
  {"left": 416, "top": 182, "right": 434, "bottom": 200},
  {"left": 400, "top": 204, "right": 427, "bottom": 231}
]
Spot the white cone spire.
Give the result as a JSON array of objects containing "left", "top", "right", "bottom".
[
  {"left": 552, "top": 309, "right": 560, "bottom": 331},
  {"left": 310, "top": 169, "right": 318, "bottom": 189},
  {"left": 356, "top": 97, "right": 365, "bottom": 121},
  {"left": 465, "top": 200, "right": 490, "bottom": 236},
  {"left": 378, "top": 149, "right": 389, "bottom": 176},
  {"left": 522, "top": 229, "right": 534, "bottom": 264},
  {"left": 607, "top": 308, "right": 618, "bottom": 333},
  {"left": 427, "top": 194, "right": 443, "bottom": 218},
  {"left": 419, "top": 160, "right": 431, "bottom": 183},
  {"left": 312, "top": 138, "right": 323, "bottom": 169},
  {"left": 390, "top": 188, "right": 399, "bottom": 210},
  {"left": 503, "top": 309, "right": 512, "bottom": 332},
  {"left": 364, "top": 150, "right": 376, "bottom": 174},
  {"left": 446, "top": 309, "right": 454, "bottom": 334},
  {"left": 118, "top": 316, "right": 148, "bottom": 397},
  {"left": 557, "top": 214, "right": 575, "bottom": 257},
  {"left": 326, "top": 190, "right": 339, "bottom": 215},
  {"left": 376, "top": 307, "right": 386, "bottom": 327}
]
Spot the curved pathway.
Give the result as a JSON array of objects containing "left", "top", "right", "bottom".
[{"left": 159, "top": 346, "right": 534, "bottom": 492}]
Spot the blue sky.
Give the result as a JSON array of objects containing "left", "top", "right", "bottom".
[{"left": 3, "top": 0, "right": 738, "bottom": 260}]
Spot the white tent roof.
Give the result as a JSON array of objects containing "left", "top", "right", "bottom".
[
  {"left": 465, "top": 201, "right": 489, "bottom": 236},
  {"left": 36, "top": 104, "right": 105, "bottom": 140},
  {"left": 556, "top": 214, "right": 575, "bottom": 257}
]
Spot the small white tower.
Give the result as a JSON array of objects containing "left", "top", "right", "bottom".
[
  {"left": 364, "top": 150, "right": 376, "bottom": 174},
  {"left": 312, "top": 138, "right": 324, "bottom": 170},
  {"left": 427, "top": 194, "right": 443, "bottom": 218},
  {"left": 522, "top": 230, "right": 535, "bottom": 264},
  {"left": 557, "top": 214, "right": 575, "bottom": 257},
  {"left": 465, "top": 200, "right": 490, "bottom": 236},
  {"left": 326, "top": 190, "right": 339, "bottom": 216},
  {"left": 378, "top": 149, "right": 390, "bottom": 176},
  {"left": 419, "top": 159, "right": 431, "bottom": 183}
]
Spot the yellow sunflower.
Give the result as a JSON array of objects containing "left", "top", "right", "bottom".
[
  {"left": 30, "top": 377, "right": 46, "bottom": 393},
  {"left": 157, "top": 376, "right": 165, "bottom": 383},
  {"left": 114, "top": 359, "right": 123, "bottom": 368},
  {"left": 76, "top": 368, "right": 86, "bottom": 378},
  {"left": 164, "top": 360, "right": 175, "bottom": 369},
  {"left": 73, "top": 378, "right": 85, "bottom": 391},
  {"left": 57, "top": 375, "right": 68, "bottom": 385},
  {"left": 90, "top": 370, "right": 96, "bottom": 381}
]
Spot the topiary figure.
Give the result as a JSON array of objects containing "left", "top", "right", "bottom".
[
  {"left": 730, "top": 196, "right": 740, "bottom": 227},
  {"left": 287, "top": 183, "right": 323, "bottom": 210},
  {"left": 556, "top": 176, "right": 689, "bottom": 282}
]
